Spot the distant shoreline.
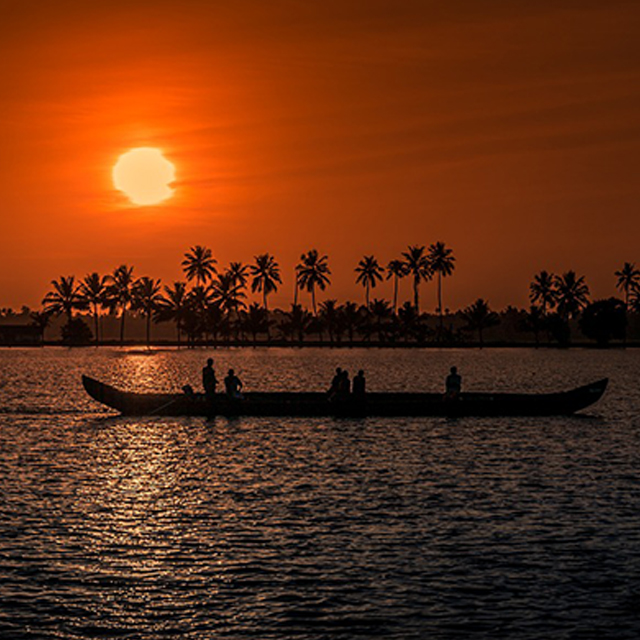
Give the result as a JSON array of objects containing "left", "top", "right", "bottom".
[{"left": 3, "top": 340, "right": 639, "bottom": 350}]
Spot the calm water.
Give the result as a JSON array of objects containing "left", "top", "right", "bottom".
[{"left": 1, "top": 347, "right": 640, "bottom": 639}]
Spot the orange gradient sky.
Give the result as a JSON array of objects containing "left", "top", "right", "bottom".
[{"left": 1, "top": 1, "right": 639, "bottom": 312}]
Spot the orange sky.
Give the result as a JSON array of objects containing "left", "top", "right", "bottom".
[{"left": 2, "top": 1, "right": 639, "bottom": 312}]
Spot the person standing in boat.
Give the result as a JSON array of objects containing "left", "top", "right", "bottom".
[
  {"left": 445, "top": 366, "right": 462, "bottom": 400},
  {"left": 202, "top": 358, "right": 218, "bottom": 406},
  {"left": 353, "top": 370, "right": 366, "bottom": 397},
  {"left": 224, "top": 368, "right": 244, "bottom": 400}
]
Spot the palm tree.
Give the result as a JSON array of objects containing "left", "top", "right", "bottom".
[
  {"left": 615, "top": 262, "right": 640, "bottom": 311},
  {"left": 614, "top": 262, "right": 640, "bottom": 346},
  {"left": 529, "top": 270, "right": 557, "bottom": 316},
  {"left": 203, "top": 302, "right": 226, "bottom": 345},
  {"left": 42, "top": 276, "right": 84, "bottom": 325},
  {"left": 29, "top": 310, "right": 52, "bottom": 345},
  {"left": 186, "top": 284, "right": 214, "bottom": 340},
  {"left": 319, "top": 299, "right": 340, "bottom": 344},
  {"left": 210, "top": 272, "right": 246, "bottom": 315},
  {"left": 133, "top": 276, "right": 163, "bottom": 348},
  {"left": 386, "top": 259, "right": 407, "bottom": 314},
  {"left": 341, "top": 301, "right": 360, "bottom": 344},
  {"left": 227, "top": 262, "right": 249, "bottom": 305},
  {"left": 157, "top": 281, "right": 189, "bottom": 347},
  {"left": 249, "top": 253, "right": 281, "bottom": 340},
  {"left": 427, "top": 241, "right": 455, "bottom": 336},
  {"left": 631, "top": 288, "right": 640, "bottom": 314},
  {"left": 297, "top": 249, "right": 331, "bottom": 315},
  {"left": 182, "top": 245, "right": 217, "bottom": 287},
  {"left": 401, "top": 245, "right": 432, "bottom": 314},
  {"left": 554, "top": 271, "right": 590, "bottom": 321},
  {"left": 105, "top": 265, "right": 136, "bottom": 346},
  {"left": 370, "top": 298, "right": 392, "bottom": 342},
  {"left": 80, "top": 272, "right": 107, "bottom": 345},
  {"left": 398, "top": 301, "right": 418, "bottom": 342},
  {"left": 293, "top": 256, "right": 303, "bottom": 306},
  {"left": 245, "top": 303, "right": 270, "bottom": 344},
  {"left": 250, "top": 253, "right": 282, "bottom": 311},
  {"left": 280, "top": 304, "right": 312, "bottom": 344},
  {"left": 461, "top": 298, "right": 500, "bottom": 347},
  {"left": 355, "top": 255, "right": 383, "bottom": 307}
]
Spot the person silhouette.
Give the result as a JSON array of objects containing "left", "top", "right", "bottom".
[
  {"left": 202, "top": 358, "right": 218, "bottom": 406},
  {"left": 353, "top": 370, "right": 366, "bottom": 396},
  {"left": 224, "top": 368, "right": 244, "bottom": 400},
  {"left": 445, "top": 366, "right": 462, "bottom": 400}
]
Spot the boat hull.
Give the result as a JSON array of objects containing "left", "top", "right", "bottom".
[{"left": 82, "top": 375, "right": 608, "bottom": 418}]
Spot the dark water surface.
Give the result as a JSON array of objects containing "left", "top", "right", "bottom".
[{"left": 1, "top": 347, "right": 640, "bottom": 639}]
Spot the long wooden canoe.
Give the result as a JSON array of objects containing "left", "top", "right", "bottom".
[{"left": 82, "top": 375, "right": 608, "bottom": 417}]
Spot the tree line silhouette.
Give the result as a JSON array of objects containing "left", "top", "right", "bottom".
[{"left": 25, "top": 245, "right": 640, "bottom": 347}]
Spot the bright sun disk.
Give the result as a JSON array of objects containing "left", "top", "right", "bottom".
[{"left": 112, "top": 147, "right": 176, "bottom": 206}]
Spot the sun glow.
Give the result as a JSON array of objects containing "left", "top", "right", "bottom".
[{"left": 112, "top": 147, "right": 176, "bottom": 206}]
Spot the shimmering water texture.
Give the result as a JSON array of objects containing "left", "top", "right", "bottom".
[{"left": 1, "top": 348, "right": 640, "bottom": 639}]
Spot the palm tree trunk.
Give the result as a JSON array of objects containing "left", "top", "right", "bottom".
[
  {"left": 146, "top": 312, "right": 151, "bottom": 348},
  {"left": 263, "top": 292, "right": 271, "bottom": 340},
  {"left": 311, "top": 287, "right": 317, "bottom": 316},
  {"left": 93, "top": 305, "right": 99, "bottom": 347},
  {"left": 366, "top": 283, "right": 370, "bottom": 308},
  {"left": 414, "top": 276, "right": 419, "bottom": 314},
  {"left": 437, "top": 272, "right": 443, "bottom": 338},
  {"left": 624, "top": 288, "right": 629, "bottom": 346},
  {"left": 393, "top": 276, "right": 398, "bottom": 314}
]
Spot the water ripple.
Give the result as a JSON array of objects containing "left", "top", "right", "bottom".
[{"left": 1, "top": 348, "right": 640, "bottom": 638}]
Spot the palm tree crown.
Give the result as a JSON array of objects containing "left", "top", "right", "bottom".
[
  {"left": 529, "top": 270, "right": 557, "bottom": 315},
  {"left": 250, "top": 253, "right": 282, "bottom": 311},
  {"left": 355, "top": 255, "right": 383, "bottom": 308},
  {"left": 182, "top": 245, "right": 217, "bottom": 286},
  {"left": 554, "top": 271, "right": 590, "bottom": 320},
  {"left": 43, "top": 275, "right": 84, "bottom": 323},
  {"left": 615, "top": 262, "right": 640, "bottom": 310},
  {"left": 227, "top": 262, "right": 250, "bottom": 289},
  {"left": 297, "top": 249, "right": 331, "bottom": 315},
  {"left": 210, "top": 272, "right": 246, "bottom": 314}
]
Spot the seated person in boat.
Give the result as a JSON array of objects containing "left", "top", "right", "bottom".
[
  {"left": 328, "top": 367, "right": 342, "bottom": 398},
  {"left": 224, "top": 368, "right": 244, "bottom": 400},
  {"left": 445, "top": 366, "right": 462, "bottom": 400},
  {"left": 353, "top": 370, "right": 366, "bottom": 397},
  {"left": 202, "top": 358, "right": 218, "bottom": 403},
  {"left": 338, "top": 370, "right": 351, "bottom": 398}
]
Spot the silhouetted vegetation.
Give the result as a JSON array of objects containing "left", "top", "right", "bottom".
[
  {"left": 579, "top": 298, "right": 626, "bottom": 347},
  {"left": 17, "top": 248, "right": 638, "bottom": 347}
]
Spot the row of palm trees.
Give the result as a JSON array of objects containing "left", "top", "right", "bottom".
[
  {"left": 530, "top": 263, "right": 640, "bottom": 318},
  {"left": 39, "top": 245, "right": 639, "bottom": 345},
  {"left": 41, "top": 243, "right": 456, "bottom": 345}
]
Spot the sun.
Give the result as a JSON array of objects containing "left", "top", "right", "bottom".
[{"left": 112, "top": 147, "right": 176, "bottom": 206}]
